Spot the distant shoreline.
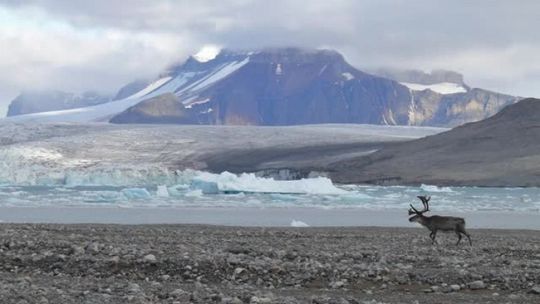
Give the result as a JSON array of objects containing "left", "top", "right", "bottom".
[{"left": 0, "top": 206, "right": 538, "bottom": 230}]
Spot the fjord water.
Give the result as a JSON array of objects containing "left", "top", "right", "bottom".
[{"left": 0, "top": 171, "right": 538, "bottom": 228}]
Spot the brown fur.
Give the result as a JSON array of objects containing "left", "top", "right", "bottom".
[{"left": 409, "top": 196, "right": 472, "bottom": 245}]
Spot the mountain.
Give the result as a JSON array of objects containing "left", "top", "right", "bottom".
[
  {"left": 139, "top": 48, "right": 417, "bottom": 125},
  {"left": 328, "top": 98, "right": 540, "bottom": 187},
  {"left": 4, "top": 48, "right": 520, "bottom": 127},
  {"left": 7, "top": 90, "right": 111, "bottom": 117},
  {"left": 372, "top": 68, "right": 520, "bottom": 127}
]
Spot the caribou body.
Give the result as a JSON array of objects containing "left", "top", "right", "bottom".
[{"left": 408, "top": 196, "right": 472, "bottom": 245}]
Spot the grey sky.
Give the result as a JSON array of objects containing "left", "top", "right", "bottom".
[{"left": 1, "top": 0, "right": 539, "bottom": 115}]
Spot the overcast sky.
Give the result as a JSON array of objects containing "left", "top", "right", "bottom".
[{"left": 1, "top": 0, "right": 539, "bottom": 116}]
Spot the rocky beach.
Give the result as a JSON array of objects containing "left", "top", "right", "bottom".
[{"left": 0, "top": 224, "right": 538, "bottom": 303}]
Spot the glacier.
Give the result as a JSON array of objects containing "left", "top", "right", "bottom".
[
  {"left": 5, "top": 52, "right": 251, "bottom": 123},
  {"left": 0, "top": 123, "right": 445, "bottom": 187}
]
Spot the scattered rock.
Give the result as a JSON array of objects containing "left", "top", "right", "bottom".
[
  {"left": 468, "top": 280, "right": 486, "bottom": 290},
  {"left": 450, "top": 284, "right": 461, "bottom": 292},
  {"left": 529, "top": 285, "right": 540, "bottom": 294},
  {"left": 142, "top": 254, "right": 157, "bottom": 264},
  {"left": 0, "top": 224, "right": 536, "bottom": 303}
]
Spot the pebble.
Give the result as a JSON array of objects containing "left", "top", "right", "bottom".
[
  {"left": 529, "top": 285, "right": 540, "bottom": 294},
  {"left": 468, "top": 280, "right": 486, "bottom": 290},
  {"left": 142, "top": 254, "right": 157, "bottom": 264},
  {"left": 450, "top": 284, "right": 461, "bottom": 292}
]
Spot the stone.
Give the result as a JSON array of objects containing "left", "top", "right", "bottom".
[
  {"left": 331, "top": 281, "right": 346, "bottom": 289},
  {"left": 529, "top": 285, "right": 540, "bottom": 294},
  {"left": 450, "top": 284, "right": 461, "bottom": 292},
  {"left": 143, "top": 254, "right": 157, "bottom": 264},
  {"left": 468, "top": 280, "right": 486, "bottom": 290},
  {"left": 127, "top": 283, "right": 141, "bottom": 294}
]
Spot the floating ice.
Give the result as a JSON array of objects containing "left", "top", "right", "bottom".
[
  {"left": 189, "top": 171, "right": 347, "bottom": 195},
  {"left": 420, "top": 184, "right": 454, "bottom": 193},
  {"left": 185, "top": 189, "right": 203, "bottom": 197},
  {"left": 190, "top": 178, "right": 221, "bottom": 194},
  {"left": 291, "top": 220, "right": 310, "bottom": 227},
  {"left": 122, "top": 188, "right": 151, "bottom": 200},
  {"left": 156, "top": 185, "right": 169, "bottom": 197}
]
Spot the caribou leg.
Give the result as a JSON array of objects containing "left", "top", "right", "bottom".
[
  {"left": 455, "top": 231, "right": 462, "bottom": 245},
  {"left": 464, "top": 232, "right": 472, "bottom": 246},
  {"left": 430, "top": 230, "right": 438, "bottom": 244}
]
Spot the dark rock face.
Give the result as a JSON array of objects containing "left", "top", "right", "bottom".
[
  {"left": 7, "top": 90, "right": 111, "bottom": 117},
  {"left": 200, "top": 49, "right": 413, "bottom": 125},
  {"left": 110, "top": 93, "right": 198, "bottom": 124},
  {"left": 330, "top": 98, "right": 540, "bottom": 187}
]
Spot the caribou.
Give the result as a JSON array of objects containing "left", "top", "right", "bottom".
[{"left": 408, "top": 195, "right": 472, "bottom": 245}]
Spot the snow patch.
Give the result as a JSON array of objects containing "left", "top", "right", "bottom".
[
  {"left": 342, "top": 72, "right": 355, "bottom": 81},
  {"left": 400, "top": 82, "right": 466, "bottom": 94},
  {"left": 193, "top": 45, "right": 221, "bottom": 62},
  {"left": 319, "top": 64, "right": 328, "bottom": 75},
  {"left": 125, "top": 77, "right": 173, "bottom": 100},
  {"left": 182, "top": 57, "right": 250, "bottom": 94},
  {"left": 184, "top": 98, "right": 210, "bottom": 109},
  {"left": 407, "top": 88, "right": 417, "bottom": 124},
  {"left": 147, "top": 72, "right": 198, "bottom": 97},
  {"left": 275, "top": 63, "right": 283, "bottom": 75}
]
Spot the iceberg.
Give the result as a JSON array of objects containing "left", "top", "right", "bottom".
[
  {"left": 121, "top": 188, "right": 151, "bottom": 200},
  {"left": 156, "top": 185, "right": 170, "bottom": 197},
  {"left": 188, "top": 171, "right": 347, "bottom": 195},
  {"left": 291, "top": 220, "right": 310, "bottom": 227},
  {"left": 420, "top": 184, "right": 454, "bottom": 193}
]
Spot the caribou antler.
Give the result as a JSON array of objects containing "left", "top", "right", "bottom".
[
  {"left": 417, "top": 195, "right": 431, "bottom": 212},
  {"left": 409, "top": 196, "right": 431, "bottom": 215}
]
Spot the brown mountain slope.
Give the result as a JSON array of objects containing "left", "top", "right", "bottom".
[
  {"left": 329, "top": 98, "right": 540, "bottom": 187},
  {"left": 110, "top": 93, "right": 198, "bottom": 124}
]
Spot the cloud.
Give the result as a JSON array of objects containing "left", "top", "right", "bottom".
[{"left": 0, "top": 0, "right": 539, "bottom": 115}]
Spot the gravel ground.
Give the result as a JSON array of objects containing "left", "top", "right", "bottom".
[{"left": 0, "top": 224, "right": 539, "bottom": 304}]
